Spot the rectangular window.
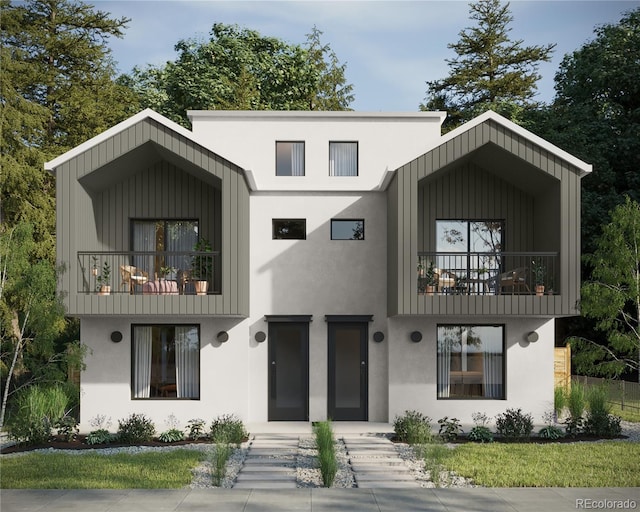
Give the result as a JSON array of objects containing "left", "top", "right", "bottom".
[
  {"left": 329, "top": 142, "right": 358, "bottom": 176},
  {"left": 131, "top": 220, "right": 199, "bottom": 280},
  {"left": 132, "top": 325, "right": 200, "bottom": 399},
  {"left": 331, "top": 219, "right": 364, "bottom": 240},
  {"left": 437, "top": 325, "right": 504, "bottom": 399},
  {"left": 273, "top": 219, "right": 306, "bottom": 240},
  {"left": 276, "top": 141, "right": 305, "bottom": 176}
]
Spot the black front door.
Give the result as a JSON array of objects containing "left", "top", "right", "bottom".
[
  {"left": 328, "top": 322, "right": 368, "bottom": 421},
  {"left": 268, "top": 322, "right": 309, "bottom": 421}
]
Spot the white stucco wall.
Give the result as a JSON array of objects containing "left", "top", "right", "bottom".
[
  {"left": 388, "top": 317, "right": 555, "bottom": 427},
  {"left": 189, "top": 111, "right": 445, "bottom": 191}
]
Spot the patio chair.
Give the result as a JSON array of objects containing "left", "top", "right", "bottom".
[
  {"left": 434, "top": 268, "right": 457, "bottom": 294},
  {"left": 120, "top": 265, "right": 149, "bottom": 295},
  {"left": 493, "top": 267, "right": 530, "bottom": 294}
]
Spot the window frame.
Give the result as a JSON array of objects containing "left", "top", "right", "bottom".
[
  {"left": 436, "top": 324, "right": 505, "bottom": 400},
  {"left": 275, "top": 141, "right": 305, "bottom": 176},
  {"left": 272, "top": 218, "right": 307, "bottom": 240},
  {"left": 131, "top": 324, "right": 201, "bottom": 401},
  {"left": 329, "top": 141, "right": 359, "bottom": 176},
  {"left": 330, "top": 219, "right": 365, "bottom": 240}
]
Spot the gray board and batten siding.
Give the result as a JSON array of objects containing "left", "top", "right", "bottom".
[
  {"left": 54, "top": 117, "right": 250, "bottom": 317},
  {"left": 387, "top": 118, "right": 583, "bottom": 318}
]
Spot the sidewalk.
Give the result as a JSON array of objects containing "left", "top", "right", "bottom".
[{"left": 2, "top": 487, "right": 638, "bottom": 511}]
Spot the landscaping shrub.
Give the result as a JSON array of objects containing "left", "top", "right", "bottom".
[
  {"left": 564, "top": 382, "right": 586, "bottom": 437},
  {"left": 117, "top": 413, "right": 155, "bottom": 444},
  {"left": 468, "top": 412, "right": 493, "bottom": 443},
  {"left": 55, "top": 416, "right": 79, "bottom": 442},
  {"left": 495, "top": 408, "right": 533, "bottom": 440},
  {"left": 86, "top": 429, "right": 114, "bottom": 445},
  {"left": 393, "top": 410, "right": 433, "bottom": 444},
  {"left": 583, "top": 385, "right": 622, "bottom": 438},
  {"left": 538, "top": 410, "right": 564, "bottom": 440},
  {"left": 187, "top": 418, "right": 207, "bottom": 440},
  {"left": 158, "top": 429, "right": 185, "bottom": 443},
  {"left": 314, "top": 420, "right": 337, "bottom": 487},
  {"left": 438, "top": 416, "right": 463, "bottom": 442},
  {"left": 9, "top": 385, "right": 69, "bottom": 445},
  {"left": 211, "top": 443, "right": 232, "bottom": 486},
  {"left": 554, "top": 386, "right": 567, "bottom": 419},
  {"left": 209, "top": 414, "right": 248, "bottom": 445}
]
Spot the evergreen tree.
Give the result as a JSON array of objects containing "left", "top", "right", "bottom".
[
  {"left": 1, "top": 0, "right": 137, "bottom": 259},
  {"left": 421, "top": 0, "right": 554, "bottom": 130}
]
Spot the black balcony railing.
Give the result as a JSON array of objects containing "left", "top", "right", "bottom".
[
  {"left": 78, "top": 251, "right": 221, "bottom": 295},
  {"left": 417, "top": 252, "right": 559, "bottom": 296}
]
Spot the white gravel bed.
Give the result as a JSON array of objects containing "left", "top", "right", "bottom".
[
  {"left": 395, "top": 442, "right": 475, "bottom": 488},
  {"left": 189, "top": 443, "right": 249, "bottom": 489},
  {"left": 296, "top": 436, "right": 355, "bottom": 488}
]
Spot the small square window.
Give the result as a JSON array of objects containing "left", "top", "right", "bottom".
[
  {"left": 276, "top": 142, "right": 305, "bottom": 176},
  {"left": 331, "top": 219, "right": 364, "bottom": 240},
  {"left": 329, "top": 142, "right": 358, "bottom": 176},
  {"left": 273, "top": 219, "right": 306, "bottom": 240}
]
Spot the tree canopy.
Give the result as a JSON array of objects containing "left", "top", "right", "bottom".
[
  {"left": 121, "top": 23, "right": 354, "bottom": 127},
  {"left": 421, "top": 0, "right": 554, "bottom": 130}
]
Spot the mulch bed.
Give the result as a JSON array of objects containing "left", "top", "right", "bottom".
[
  {"left": 390, "top": 434, "right": 629, "bottom": 445},
  {"left": 1, "top": 435, "right": 212, "bottom": 455}
]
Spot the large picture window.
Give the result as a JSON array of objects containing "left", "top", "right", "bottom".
[
  {"left": 437, "top": 325, "right": 504, "bottom": 399},
  {"left": 132, "top": 325, "right": 200, "bottom": 399}
]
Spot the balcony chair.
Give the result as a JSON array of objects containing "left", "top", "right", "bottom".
[
  {"left": 434, "top": 268, "right": 457, "bottom": 294},
  {"left": 120, "top": 265, "right": 149, "bottom": 295},
  {"left": 491, "top": 267, "right": 530, "bottom": 294}
]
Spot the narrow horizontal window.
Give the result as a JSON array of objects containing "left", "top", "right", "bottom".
[
  {"left": 331, "top": 219, "right": 364, "bottom": 240},
  {"left": 273, "top": 219, "right": 306, "bottom": 240},
  {"left": 132, "top": 325, "right": 200, "bottom": 400},
  {"left": 276, "top": 141, "right": 305, "bottom": 176},
  {"left": 329, "top": 142, "right": 358, "bottom": 176},
  {"left": 437, "top": 325, "right": 504, "bottom": 400}
]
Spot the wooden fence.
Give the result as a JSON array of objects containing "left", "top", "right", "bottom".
[
  {"left": 573, "top": 375, "right": 640, "bottom": 412},
  {"left": 554, "top": 345, "right": 571, "bottom": 390}
]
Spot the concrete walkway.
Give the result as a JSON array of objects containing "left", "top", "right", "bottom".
[
  {"left": 3, "top": 488, "right": 638, "bottom": 512},
  {"left": 234, "top": 434, "right": 299, "bottom": 489}
]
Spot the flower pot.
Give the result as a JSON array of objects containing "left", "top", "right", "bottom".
[
  {"left": 535, "top": 285, "right": 545, "bottom": 296},
  {"left": 194, "top": 280, "right": 208, "bottom": 296},
  {"left": 98, "top": 285, "right": 111, "bottom": 296}
]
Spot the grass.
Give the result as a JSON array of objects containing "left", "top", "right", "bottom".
[
  {"left": 313, "top": 420, "right": 337, "bottom": 487},
  {"left": 210, "top": 443, "right": 231, "bottom": 486},
  {"left": 609, "top": 403, "right": 640, "bottom": 423},
  {"left": 1, "top": 450, "right": 205, "bottom": 489},
  {"left": 434, "top": 442, "right": 640, "bottom": 487}
]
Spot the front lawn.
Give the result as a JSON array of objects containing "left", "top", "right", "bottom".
[
  {"left": 438, "top": 442, "right": 640, "bottom": 487},
  {"left": 0, "top": 450, "right": 205, "bottom": 489}
]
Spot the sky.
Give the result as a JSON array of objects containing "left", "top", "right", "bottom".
[{"left": 98, "top": 0, "right": 639, "bottom": 111}]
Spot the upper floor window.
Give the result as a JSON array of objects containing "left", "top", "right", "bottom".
[
  {"left": 329, "top": 142, "right": 358, "bottom": 176},
  {"left": 131, "top": 220, "right": 198, "bottom": 280},
  {"left": 276, "top": 141, "right": 305, "bottom": 176},
  {"left": 132, "top": 324, "right": 200, "bottom": 400},
  {"left": 331, "top": 219, "right": 364, "bottom": 240},
  {"left": 437, "top": 325, "right": 504, "bottom": 399},
  {"left": 273, "top": 219, "right": 306, "bottom": 240}
]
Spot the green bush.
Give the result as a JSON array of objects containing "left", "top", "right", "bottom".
[
  {"left": 86, "top": 429, "right": 115, "bottom": 445},
  {"left": 538, "top": 425, "right": 564, "bottom": 440},
  {"left": 393, "top": 410, "right": 433, "bottom": 444},
  {"left": 117, "top": 413, "right": 156, "bottom": 444},
  {"left": 554, "top": 386, "right": 567, "bottom": 418},
  {"left": 468, "top": 425, "right": 494, "bottom": 443},
  {"left": 187, "top": 418, "right": 207, "bottom": 440},
  {"left": 314, "top": 420, "right": 337, "bottom": 487},
  {"left": 55, "top": 416, "right": 79, "bottom": 442},
  {"left": 438, "top": 416, "right": 462, "bottom": 442},
  {"left": 564, "top": 382, "right": 586, "bottom": 436},
  {"left": 211, "top": 442, "right": 232, "bottom": 486},
  {"left": 495, "top": 408, "right": 533, "bottom": 440},
  {"left": 9, "top": 385, "right": 69, "bottom": 445},
  {"left": 583, "top": 385, "right": 622, "bottom": 437},
  {"left": 209, "top": 414, "right": 248, "bottom": 445},
  {"left": 158, "top": 428, "right": 185, "bottom": 443}
]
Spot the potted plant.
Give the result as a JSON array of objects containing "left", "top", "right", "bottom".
[
  {"left": 96, "top": 260, "right": 111, "bottom": 295},
  {"left": 532, "top": 259, "right": 546, "bottom": 296},
  {"left": 91, "top": 256, "right": 99, "bottom": 277},
  {"left": 158, "top": 265, "right": 176, "bottom": 280},
  {"left": 191, "top": 238, "right": 213, "bottom": 296},
  {"left": 418, "top": 260, "right": 437, "bottom": 295}
]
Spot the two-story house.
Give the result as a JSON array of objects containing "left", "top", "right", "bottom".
[{"left": 47, "top": 109, "right": 591, "bottom": 431}]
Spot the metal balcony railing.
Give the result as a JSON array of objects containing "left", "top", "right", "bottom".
[
  {"left": 417, "top": 252, "right": 559, "bottom": 296},
  {"left": 77, "top": 251, "right": 221, "bottom": 295}
]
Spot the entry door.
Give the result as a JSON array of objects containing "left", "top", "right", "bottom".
[
  {"left": 328, "top": 322, "right": 368, "bottom": 421},
  {"left": 268, "top": 322, "right": 309, "bottom": 421}
]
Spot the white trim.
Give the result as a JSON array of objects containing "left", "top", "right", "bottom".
[
  {"left": 440, "top": 110, "right": 592, "bottom": 176},
  {"left": 188, "top": 110, "right": 448, "bottom": 123}
]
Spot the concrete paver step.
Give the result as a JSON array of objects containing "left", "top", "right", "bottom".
[
  {"left": 240, "top": 465, "right": 297, "bottom": 472},
  {"left": 232, "top": 481, "right": 297, "bottom": 489},
  {"left": 355, "top": 473, "right": 416, "bottom": 482},
  {"left": 355, "top": 481, "right": 421, "bottom": 489},
  {"left": 350, "top": 464, "right": 411, "bottom": 472},
  {"left": 236, "top": 473, "right": 296, "bottom": 481},
  {"left": 243, "top": 458, "right": 294, "bottom": 465}
]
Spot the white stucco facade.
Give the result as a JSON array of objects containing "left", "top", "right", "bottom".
[{"left": 64, "top": 110, "right": 587, "bottom": 432}]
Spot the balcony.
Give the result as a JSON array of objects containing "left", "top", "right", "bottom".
[
  {"left": 78, "top": 251, "right": 221, "bottom": 296},
  {"left": 417, "top": 252, "right": 559, "bottom": 296}
]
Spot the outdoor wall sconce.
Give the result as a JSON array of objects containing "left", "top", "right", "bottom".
[
  {"left": 410, "top": 331, "right": 422, "bottom": 343},
  {"left": 255, "top": 331, "right": 266, "bottom": 343},
  {"left": 373, "top": 331, "right": 385, "bottom": 343},
  {"left": 110, "top": 331, "right": 123, "bottom": 343},
  {"left": 526, "top": 331, "right": 539, "bottom": 343},
  {"left": 217, "top": 331, "right": 229, "bottom": 343}
]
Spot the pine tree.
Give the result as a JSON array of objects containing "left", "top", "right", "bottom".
[{"left": 421, "top": 0, "right": 554, "bottom": 130}]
